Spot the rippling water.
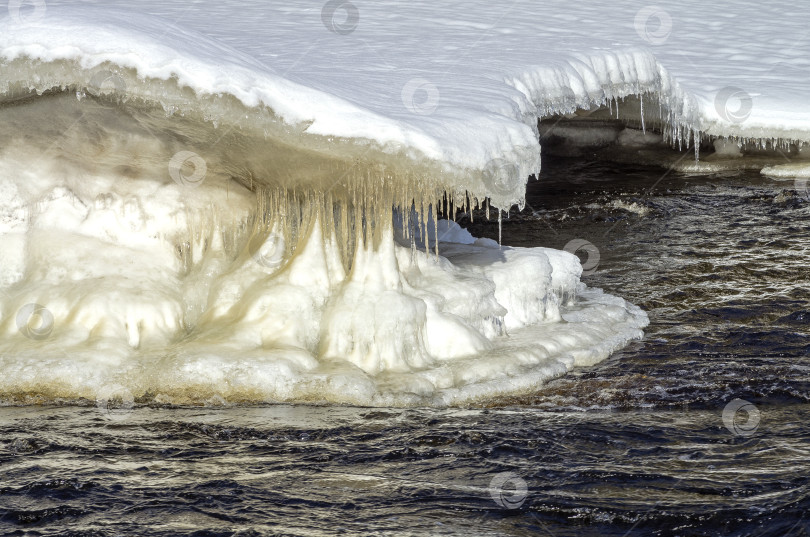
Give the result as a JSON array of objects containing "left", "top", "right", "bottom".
[{"left": 2, "top": 158, "right": 809, "bottom": 536}]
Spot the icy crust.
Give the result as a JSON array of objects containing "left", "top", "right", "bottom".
[
  {"left": 761, "top": 163, "right": 810, "bottom": 179},
  {"left": 4, "top": 5, "right": 810, "bottom": 210},
  {"left": 0, "top": 8, "right": 539, "bottom": 210}
]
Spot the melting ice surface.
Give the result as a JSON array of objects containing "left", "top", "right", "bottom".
[{"left": 0, "top": 1, "right": 808, "bottom": 406}]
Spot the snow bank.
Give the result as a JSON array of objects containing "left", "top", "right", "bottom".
[{"left": 3, "top": 2, "right": 810, "bottom": 208}]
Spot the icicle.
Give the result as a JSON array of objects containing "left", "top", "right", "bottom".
[
  {"left": 640, "top": 94, "right": 646, "bottom": 134},
  {"left": 433, "top": 202, "right": 439, "bottom": 260},
  {"left": 676, "top": 123, "right": 683, "bottom": 151},
  {"left": 498, "top": 208, "right": 503, "bottom": 246},
  {"left": 421, "top": 200, "right": 428, "bottom": 257},
  {"left": 408, "top": 201, "right": 416, "bottom": 257}
]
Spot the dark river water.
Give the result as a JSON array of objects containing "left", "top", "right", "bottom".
[{"left": 2, "top": 157, "right": 809, "bottom": 536}]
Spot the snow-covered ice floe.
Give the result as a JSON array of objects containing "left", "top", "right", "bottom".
[{"left": 0, "top": 1, "right": 806, "bottom": 406}]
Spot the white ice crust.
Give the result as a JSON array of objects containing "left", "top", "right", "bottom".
[{"left": 3, "top": 2, "right": 810, "bottom": 206}]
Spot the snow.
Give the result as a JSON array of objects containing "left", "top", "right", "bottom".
[
  {"left": 2, "top": 1, "right": 810, "bottom": 207},
  {"left": 1, "top": 0, "right": 807, "bottom": 406}
]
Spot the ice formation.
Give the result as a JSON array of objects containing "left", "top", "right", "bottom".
[
  {"left": 0, "top": 90, "right": 648, "bottom": 406},
  {"left": 1, "top": 1, "right": 807, "bottom": 406}
]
